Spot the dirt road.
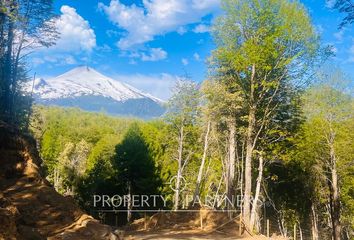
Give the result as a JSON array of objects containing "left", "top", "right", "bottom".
[{"left": 126, "top": 229, "right": 241, "bottom": 239}]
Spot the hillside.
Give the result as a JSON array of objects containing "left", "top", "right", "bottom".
[{"left": 0, "top": 121, "right": 120, "bottom": 240}]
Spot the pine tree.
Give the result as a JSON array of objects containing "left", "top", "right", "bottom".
[{"left": 112, "top": 123, "right": 161, "bottom": 222}]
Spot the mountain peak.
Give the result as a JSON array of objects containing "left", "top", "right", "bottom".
[
  {"left": 68, "top": 65, "right": 97, "bottom": 73},
  {"left": 29, "top": 67, "right": 163, "bottom": 103},
  {"left": 24, "top": 67, "right": 165, "bottom": 118},
  {"left": 52, "top": 66, "right": 107, "bottom": 83}
]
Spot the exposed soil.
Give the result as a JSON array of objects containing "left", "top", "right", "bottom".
[
  {"left": 123, "top": 210, "right": 287, "bottom": 240},
  {"left": 126, "top": 230, "right": 285, "bottom": 240},
  {"left": 0, "top": 121, "right": 119, "bottom": 240}
]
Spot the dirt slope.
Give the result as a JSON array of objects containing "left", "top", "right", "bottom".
[
  {"left": 0, "top": 122, "right": 119, "bottom": 240},
  {"left": 124, "top": 210, "right": 287, "bottom": 240}
]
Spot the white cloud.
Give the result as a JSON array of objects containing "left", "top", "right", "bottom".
[
  {"left": 334, "top": 30, "right": 344, "bottom": 42},
  {"left": 114, "top": 73, "right": 180, "bottom": 100},
  {"left": 96, "top": 44, "right": 112, "bottom": 53},
  {"left": 182, "top": 58, "right": 189, "bottom": 66},
  {"left": 98, "top": 0, "right": 219, "bottom": 49},
  {"left": 141, "top": 48, "right": 168, "bottom": 61},
  {"left": 316, "top": 25, "right": 324, "bottom": 35},
  {"left": 177, "top": 26, "right": 187, "bottom": 35},
  {"left": 193, "top": 24, "right": 210, "bottom": 33},
  {"left": 325, "top": 0, "right": 336, "bottom": 8},
  {"left": 30, "top": 5, "right": 96, "bottom": 67},
  {"left": 64, "top": 56, "right": 77, "bottom": 65},
  {"left": 129, "top": 59, "right": 137, "bottom": 65},
  {"left": 32, "top": 57, "right": 45, "bottom": 67},
  {"left": 49, "top": 54, "right": 78, "bottom": 66},
  {"left": 331, "top": 46, "right": 338, "bottom": 54},
  {"left": 350, "top": 45, "right": 354, "bottom": 54},
  {"left": 192, "top": 0, "right": 219, "bottom": 10},
  {"left": 349, "top": 45, "right": 354, "bottom": 62},
  {"left": 31, "top": 54, "right": 79, "bottom": 67},
  {"left": 106, "top": 29, "right": 120, "bottom": 38},
  {"left": 52, "top": 6, "right": 96, "bottom": 52},
  {"left": 123, "top": 47, "right": 168, "bottom": 62},
  {"left": 193, "top": 53, "right": 201, "bottom": 61},
  {"left": 197, "top": 39, "right": 205, "bottom": 45}
]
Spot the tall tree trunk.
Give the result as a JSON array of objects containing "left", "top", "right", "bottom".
[
  {"left": 193, "top": 120, "right": 211, "bottom": 203},
  {"left": 0, "top": 11, "right": 7, "bottom": 115},
  {"left": 11, "top": 0, "right": 31, "bottom": 118},
  {"left": 127, "top": 182, "right": 132, "bottom": 223},
  {"left": 4, "top": 12, "right": 14, "bottom": 119},
  {"left": 0, "top": 11, "right": 5, "bottom": 51},
  {"left": 0, "top": 10, "right": 5, "bottom": 64},
  {"left": 5, "top": 1, "right": 18, "bottom": 118},
  {"left": 54, "top": 167, "right": 60, "bottom": 191},
  {"left": 11, "top": 0, "right": 30, "bottom": 97},
  {"left": 243, "top": 106, "right": 255, "bottom": 228},
  {"left": 174, "top": 125, "right": 184, "bottom": 210},
  {"left": 239, "top": 141, "right": 244, "bottom": 219},
  {"left": 329, "top": 131, "right": 341, "bottom": 240},
  {"left": 243, "top": 64, "right": 256, "bottom": 229},
  {"left": 213, "top": 174, "right": 223, "bottom": 208},
  {"left": 299, "top": 224, "right": 303, "bottom": 240},
  {"left": 11, "top": 33, "right": 24, "bottom": 117},
  {"left": 311, "top": 203, "right": 319, "bottom": 240},
  {"left": 250, "top": 155, "right": 263, "bottom": 231},
  {"left": 227, "top": 119, "right": 236, "bottom": 206}
]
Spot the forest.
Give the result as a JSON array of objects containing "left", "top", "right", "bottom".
[
  {"left": 30, "top": 67, "right": 354, "bottom": 239},
  {"left": 1, "top": 0, "right": 354, "bottom": 239}
]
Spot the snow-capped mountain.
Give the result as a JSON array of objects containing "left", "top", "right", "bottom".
[{"left": 26, "top": 66, "right": 165, "bottom": 118}]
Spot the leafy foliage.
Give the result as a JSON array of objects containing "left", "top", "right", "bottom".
[
  {"left": 0, "top": 0, "right": 57, "bottom": 127},
  {"left": 333, "top": 0, "right": 354, "bottom": 28}
]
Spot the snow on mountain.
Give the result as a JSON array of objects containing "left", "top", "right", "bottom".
[
  {"left": 25, "top": 66, "right": 165, "bottom": 118},
  {"left": 27, "top": 66, "right": 163, "bottom": 103}
]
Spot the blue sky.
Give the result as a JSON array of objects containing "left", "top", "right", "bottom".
[{"left": 29, "top": 0, "right": 354, "bottom": 100}]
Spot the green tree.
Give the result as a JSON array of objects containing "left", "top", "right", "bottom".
[
  {"left": 0, "top": 0, "right": 57, "bottom": 125},
  {"left": 212, "top": 0, "right": 320, "bottom": 230},
  {"left": 165, "top": 79, "right": 201, "bottom": 210},
  {"left": 201, "top": 79, "right": 244, "bottom": 212},
  {"left": 299, "top": 69, "right": 353, "bottom": 240},
  {"left": 54, "top": 139, "right": 91, "bottom": 195},
  {"left": 112, "top": 123, "right": 162, "bottom": 222},
  {"left": 86, "top": 134, "right": 122, "bottom": 172}
]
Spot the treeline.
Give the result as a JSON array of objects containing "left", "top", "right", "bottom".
[
  {"left": 0, "top": 0, "right": 56, "bottom": 126},
  {"left": 30, "top": 106, "right": 213, "bottom": 220}
]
